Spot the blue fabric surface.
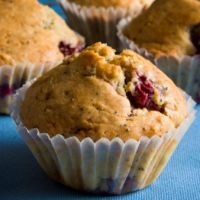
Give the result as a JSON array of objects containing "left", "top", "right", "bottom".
[{"left": 0, "top": 1, "right": 200, "bottom": 199}]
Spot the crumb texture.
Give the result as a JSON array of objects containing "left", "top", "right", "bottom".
[
  {"left": 123, "top": 0, "right": 200, "bottom": 57},
  {"left": 0, "top": 0, "right": 82, "bottom": 66},
  {"left": 20, "top": 43, "right": 187, "bottom": 141}
]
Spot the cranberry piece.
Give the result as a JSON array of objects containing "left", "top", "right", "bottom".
[
  {"left": 59, "top": 41, "right": 82, "bottom": 56},
  {"left": 146, "top": 98, "right": 163, "bottom": 111},
  {"left": 138, "top": 75, "right": 154, "bottom": 94},
  {"left": 127, "top": 75, "right": 163, "bottom": 112},
  {"left": 0, "top": 84, "right": 16, "bottom": 98},
  {"left": 0, "top": 81, "right": 22, "bottom": 98},
  {"left": 190, "top": 23, "right": 200, "bottom": 53}
]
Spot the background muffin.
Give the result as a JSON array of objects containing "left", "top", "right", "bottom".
[
  {"left": 118, "top": 0, "right": 200, "bottom": 102},
  {"left": 0, "top": 0, "right": 84, "bottom": 114},
  {"left": 11, "top": 43, "right": 196, "bottom": 194},
  {"left": 122, "top": 0, "right": 200, "bottom": 58},
  {"left": 59, "top": 0, "right": 155, "bottom": 50}
]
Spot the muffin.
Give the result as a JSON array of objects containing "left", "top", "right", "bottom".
[
  {"left": 118, "top": 0, "right": 200, "bottom": 102},
  {"left": 0, "top": 0, "right": 84, "bottom": 114},
  {"left": 11, "top": 43, "right": 196, "bottom": 194},
  {"left": 59, "top": 0, "right": 155, "bottom": 50}
]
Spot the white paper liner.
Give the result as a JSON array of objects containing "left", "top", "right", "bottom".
[
  {"left": 10, "top": 80, "right": 196, "bottom": 194},
  {"left": 58, "top": 0, "right": 148, "bottom": 50},
  {"left": 117, "top": 17, "right": 200, "bottom": 103}
]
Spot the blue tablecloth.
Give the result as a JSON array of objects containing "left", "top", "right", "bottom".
[{"left": 1, "top": 1, "right": 200, "bottom": 200}]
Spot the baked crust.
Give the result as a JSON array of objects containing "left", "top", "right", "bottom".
[
  {"left": 123, "top": 0, "right": 200, "bottom": 58},
  {"left": 0, "top": 0, "right": 82, "bottom": 66},
  {"left": 20, "top": 43, "right": 187, "bottom": 141}
]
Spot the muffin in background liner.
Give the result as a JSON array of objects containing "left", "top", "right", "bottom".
[
  {"left": 58, "top": 0, "right": 147, "bottom": 50},
  {"left": 117, "top": 17, "right": 200, "bottom": 103},
  {"left": 0, "top": 62, "right": 59, "bottom": 114},
  {"left": 0, "top": 33, "right": 85, "bottom": 115},
  {"left": 10, "top": 79, "right": 196, "bottom": 195}
]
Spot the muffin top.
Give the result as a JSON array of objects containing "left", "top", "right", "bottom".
[
  {"left": 123, "top": 0, "right": 200, "bottom": 58},
  {"left": 20, "top": 43, "right": 187, "bottom": 141},
  {"left": 0, "top": 0, "right": 83, "bottom": 66},
  {"left": 67, "top": 0, "right": 153, "bottom": 9}
]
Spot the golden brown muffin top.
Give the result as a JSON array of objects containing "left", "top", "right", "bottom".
[
  {"left": 0, "top": 0, "right": 83, "bottom": 66},
  {"left": 67, "top": 0, "right": 154, "bottom": 9},
  {"left": 20, "top": 43, "right": 187, "bottom": 141},
  {"left": 123, "top": 0, "right": 200, "bottom": 58}
]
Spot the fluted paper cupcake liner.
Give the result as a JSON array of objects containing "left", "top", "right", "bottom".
[
  {"left": 10, "top": 80, "right": 196, "bottom": 194},
  {"left": 117, "top": 17, "right": 200, "bottom": 103},
  {"left": 58, "top": 0, "right": 147, "bottom": 50},
  {"left": 0, "top": 62, "right": 60, "bottom": 114}
]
